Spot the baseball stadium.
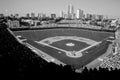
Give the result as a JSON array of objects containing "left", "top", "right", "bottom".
[{"left": 13, "top": 28, "right": 114, "bottom": 69}]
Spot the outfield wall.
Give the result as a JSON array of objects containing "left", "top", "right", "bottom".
[
  {"left": 13, "top": 28, "right": 114, "bottom": 42},
  {"left": 10, "top": 26, "right": 116, "bottom": 32}
]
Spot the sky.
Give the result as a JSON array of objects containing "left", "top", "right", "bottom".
[{"left": 0, "top": 0, "right": 120, "bottom": 18}]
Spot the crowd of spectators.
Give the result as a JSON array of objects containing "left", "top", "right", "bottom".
[
  {"left": 98, "top": 31, "right": 120, "bottom": 70},
  {"left": 99, "top": 47, "right": 120, "bottom": 70}
]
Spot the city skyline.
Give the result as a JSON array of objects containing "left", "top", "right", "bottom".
[{"left": 0, "top": 0, "right": 120, "bottom": 19}]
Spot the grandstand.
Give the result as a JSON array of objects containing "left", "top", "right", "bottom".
[{"left": 98, "top": 26, "right": 120, "bottom": 70}]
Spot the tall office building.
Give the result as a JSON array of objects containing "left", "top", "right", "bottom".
[
  {"left": 31, "top": 13, "right": 35, "bottom": 18},
  {"left": 10, "top": 14, "right": 14, "bottom": 18},
  {"left": 38, "top": 13, "right": 46, "bottom": 19},
  {"left": 60, "top": 11, "right": 64, "bottom": 18},
  {"left": 64, "top": 14, "right": 68, "bottom": 19},
  {"left": 68, "top": 4, "right": 74, "bottom": 14},
  {"left": 76, "top": 9, "right": 84, "bottom": 19},
  {"left": 15, "top": 13, "right": 19, "bottom": 18},
  {"left": 38, "top": 13, "right": 41, "bottom": 18},
  {"left": 67, "top": 4, "right": 75, "bottom": 19},
  {"left": 0, "top": 14, "right": 4, "bottom": 17},
  {"left": 86, "top": 14, "right": 92, "bottom": 20},
  {"left": 26, "top": 13, "right": 30, "bottom": 18},
  {"left": 51, "top": 14, "right": 56, "bottom": 19},
  {"left": 91, "top": 14, "right": 96, "bottom": 20},
  {"left": 97, "top": 15, "right": 104, "bottom": 20}
]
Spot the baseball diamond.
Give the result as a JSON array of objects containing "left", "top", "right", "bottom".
[{"left": 13, "top": 28, "right": 114, "bottom": 69}]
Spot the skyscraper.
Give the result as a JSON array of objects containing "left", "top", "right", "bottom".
[
  {"left": 68, "top": 4, "right": 74, "bottom": 14},
  {"left": 67, "top": 4, "right": 75, "bottom": 19},
  {"left": 38, "top": 13, "right": 46, "bottom": 19},
  {"left": 26, "top": 13, "right": 30, "bottom": 18},
  {"left": 60, "top": 11, "right": 64, "bottom": 18},
  {"left": 0, "top": 14, "right": 4, "bottom": 17},
  {"left": 51, "top": 14, "right": 56, "bottom": 19},
  {"left": 91, "top": 14, "right": 96, "bottom": 20},
  {"left": 76, "top": 9, "right": 84, "bottom": 19},
  {"left": 15, "top": 13, "right": 19, "bottom": 18},
  {"left": 31, "top": 13, "right": 35, "bottom": 18},
  {"left": 97, "top": 15, "right": 104, "bottom": 20},
  {"left": 86, "top": 14, "right": 92, "bottom": 20}
]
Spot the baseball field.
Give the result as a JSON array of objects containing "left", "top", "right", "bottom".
[{"left": 13, "top": 28, "right": 114, "bottom": 69}]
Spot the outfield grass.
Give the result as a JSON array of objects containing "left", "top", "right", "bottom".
[{"left": 13, "top": 28, "right": 114, "bottom": 42}]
